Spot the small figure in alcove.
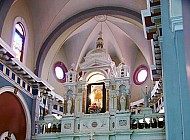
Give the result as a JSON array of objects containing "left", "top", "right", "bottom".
[
  {"left": 120, "top": 93, "right": 126, "bottom": 111},
  {"left": 67, "top": 97, "right": 72, "bottom": 114}
]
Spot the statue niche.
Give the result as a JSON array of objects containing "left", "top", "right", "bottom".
[
  {"left": 66, "top": 89, "right": 73, "bottom": 115},
  {"left": 86, "top": 82, "right": 106, "bottom": 114}
]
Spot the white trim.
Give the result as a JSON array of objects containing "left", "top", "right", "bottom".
[
  {"left": 1, "top": 37, "right": 54, "bottom": 93},
  {"left": 51, "top": 91, "right": 64, "bottom": 101},
  {"left": 0, "top": 86, "right": 32, "bottom": 140},
  {"left": 150, "top": 65, "right": 156, "bottom": 81},
  {"left": 0, "top": 38, "right": 16, "bottom": 57},
  {"left": 0, "top": 70, "right": 33, "bottom": 98},
  {"left": 141, "top": 0, "right": 151, "bottom": 39},
  {"left": 12, "top": 58, "right": 54, "bottom": 91},
  {"left": 151, "top": 39, "right": 156, "bottom": 65},
  {"left": 83, "top": 69, "right": 108, "bottom": 82},
  {"left": 171, "top": 16, "right": 183, "bottom": 32},
  {"left": 130, "top": 98, "right": 144, "bottom": 106}
]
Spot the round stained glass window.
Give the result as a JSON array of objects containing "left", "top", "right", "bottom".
[
  {"left": 55, "top": 66, "right": 64, "bottom": 79},
  {"left": 133, "top": 65, "right": 148, "bottom": 85},
  {"left": 54, "top": 62, "right": 67, "bottom": 83},
  {"left": 137, "top": 69, "right": 148, "bottom": 82}
]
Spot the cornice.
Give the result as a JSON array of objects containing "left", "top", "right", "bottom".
[{"left": 171, "top": 16, "right": 183, "bottom": 32}]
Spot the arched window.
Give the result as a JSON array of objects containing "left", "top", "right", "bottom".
[{"left": 12, "top": 22, "right": 25, "bottom": 61}]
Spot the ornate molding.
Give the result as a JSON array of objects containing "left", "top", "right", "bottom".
[{"left": 171, "top": 16, "right": 183, "bottom": 32}]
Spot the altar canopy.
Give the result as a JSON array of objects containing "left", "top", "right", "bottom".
[
  {"left": 1, "top": 0, "right": 190, "bottom": 139},
  {"left": 34, "top": 31, "right": 165, "bottom": 140}
]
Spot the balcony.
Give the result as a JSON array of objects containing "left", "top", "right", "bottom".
[{"left": 33, "top": 108, "right": 165, "bottom": 140}]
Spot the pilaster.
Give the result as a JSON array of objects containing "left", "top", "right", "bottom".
[{"left": 161, "top": 0, "right": 190, "bottom": 139}]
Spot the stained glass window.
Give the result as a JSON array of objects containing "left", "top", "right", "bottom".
[
  {"left": 55, "top": 66, "right": 64, "bottom": 79},
  {"left": 54, "top": 62, "right": 67, "bottom": 83},
  {"left": 133, "top": 65, "right": 148, "bottom": 85},
  {"left": 13, "top": 22, "right": 25, "bottom": 61}
]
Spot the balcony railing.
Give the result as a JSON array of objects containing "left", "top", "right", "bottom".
[
  {"left": 35, "top": 112, "right": 165, "bottom": 135},
  {"left": 131, "top": 113, "right": 164, "bottom": 129}
]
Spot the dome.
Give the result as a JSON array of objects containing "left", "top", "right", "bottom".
[
  {"left": 84, "top": 31, "right": 112, "bottom": 62},
  {"left": 84, "top": 48, "right": 112, "bottom": 62}
]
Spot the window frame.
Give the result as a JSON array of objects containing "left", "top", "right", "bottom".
[
  {"left": 133, "top": 65, "right": 148, "bottom": 85},
  {"left": 14, "top": 22, "right": 25, "bottom": 61},
  {"left": 53, "top": 61, "right": 67, "bottom": 83},
  {"left": 12, "top": 17, "right": 27, "bottom": 62}
]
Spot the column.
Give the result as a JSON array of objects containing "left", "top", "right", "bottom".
[
  {"left": 161, "top": 0, "right": 190, "bottom": 139},
  {"left": 47, "top": 96, "right": 53, "bottom": 115},
  {"left": 105, "top": 79, "right": 110, "bottom": 112},
  {"left": 75, "top": 93, "right": 83, "bottom": 116},
  {"left": 106, "top": 89, "right": 109, "bottom": 112},
  {"left": 109, "top": 90, "right": 117, "bottom": 114},
  {"left": 31, "top": 95, "right": 38, "bottom": 135},
  {"left": 31, "top": 87, "right": 40, "bottom": 135}
]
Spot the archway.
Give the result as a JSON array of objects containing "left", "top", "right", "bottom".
[{"left": 0, "top": 86, "right": 31, "bottom": 140}]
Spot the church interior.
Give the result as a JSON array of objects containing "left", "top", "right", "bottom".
[{"left": 0, "top": 0, "right": 190, "bottom": 140}]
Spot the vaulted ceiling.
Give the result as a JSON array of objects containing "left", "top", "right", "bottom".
[
  {"left": 24, "top": 0, "right": 152, "bottom": 74},
  {"left": 2, "top": 0, "right": 154, "bottom": 101}
]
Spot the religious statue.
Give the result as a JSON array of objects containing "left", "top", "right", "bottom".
[
  {"left": 47, "top": 97, "right": 52, "bottom": 115},
  {"left": 141, "top": 86, "right": 151, "bottom": 108},
  {"left": 67, "top": 97, "right": 72, "bottom": 114},
  {"left": 120, "top": 93, "right": 126, "bottom": 111}
]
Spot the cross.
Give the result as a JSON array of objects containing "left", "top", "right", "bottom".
[
  {"left": 111, "top": 95, "right": 117, "bottom": 109},
  {"left": 78, "top": 98, "right": 81, "bottom": 112},
  {"left": 89, "top": 131, "right": 94, "bottom": 140}
]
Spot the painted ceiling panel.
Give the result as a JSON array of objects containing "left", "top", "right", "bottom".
[
  {"left": 26, "top": 0, "right": 147, "bottom": 54},
  {"left": 109, "top": 18, "right": 153, "bottom": 65},
  {"left": 24, "top": 0, "right": 153, "bottom": 101},
  {"left": 60, "top": 15, "right": 149, "bottom": 72}
]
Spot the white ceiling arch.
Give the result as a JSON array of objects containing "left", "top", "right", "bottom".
[
  {"left": 35, "top": 6, "right": 143, "bottom": 77},
  {"left": 41, "top": 14, "right": 152, "bottom": 81}
]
